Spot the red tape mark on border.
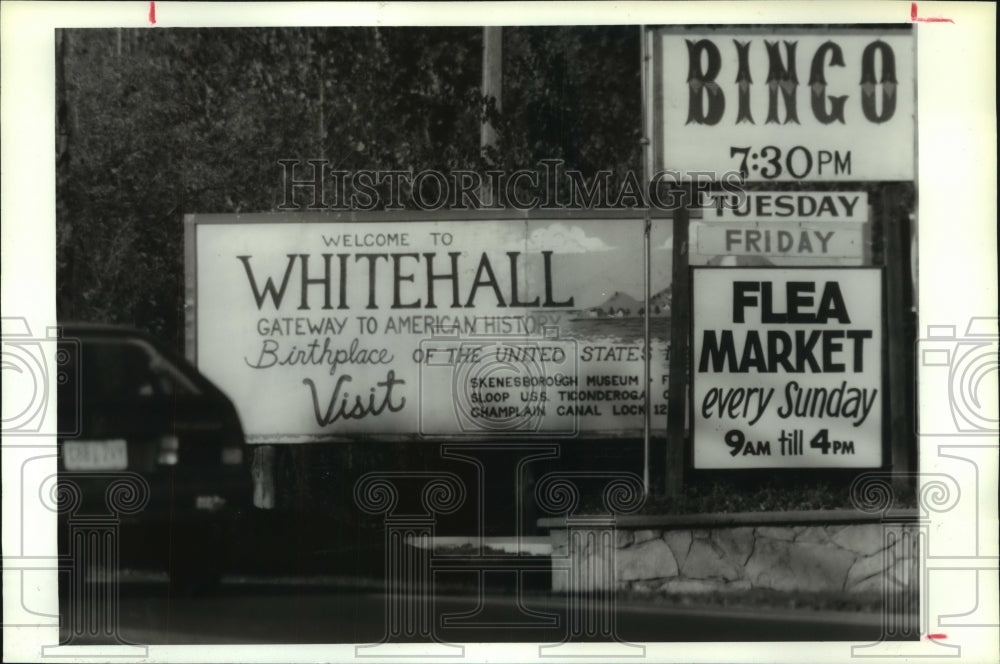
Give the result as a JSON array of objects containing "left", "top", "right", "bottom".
[
  {"left": 927, "top": 633, "right": 948, "bottom": 640},
  {"left": 149, "top": 2, "right": 156, "bottom": 25},
  {"left": 911, "top": 3, "right": 954, "bottom": 23}
]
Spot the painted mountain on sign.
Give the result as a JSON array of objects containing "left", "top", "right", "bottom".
[
  {"left": 581, "top": 289, "right": 671, "bottom": 318},
  {"left": 649, "top": 287, "right": 671, "bottom": 316}
]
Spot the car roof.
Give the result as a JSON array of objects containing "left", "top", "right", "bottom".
[
  {"left": 56, "top": 323, "right": 177, "bottom": 346},
  {"left": 58, "top": 322, "right": 227, "bottom": 398},
  {"left": 58, "top": 322, "right": 153, "bottom": 335},
  {"left": 58, "top": 323, "right": 189, "bottom": 361}
]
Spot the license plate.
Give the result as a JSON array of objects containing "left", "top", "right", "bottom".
[{"left": 64, "top": 439, "right": 128, "bottom": 471}]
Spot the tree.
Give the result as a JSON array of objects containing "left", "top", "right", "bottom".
[{"left": 57, "top": 27, "right": 642, "bottom": 347}]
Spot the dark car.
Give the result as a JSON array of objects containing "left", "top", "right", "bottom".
[{"left": 56, "top": 323, "right": 253, "bottom": 592}]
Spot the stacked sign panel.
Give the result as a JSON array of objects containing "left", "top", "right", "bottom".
[{"left": 650, "top": 25, "right": 915, "bottom": 470}]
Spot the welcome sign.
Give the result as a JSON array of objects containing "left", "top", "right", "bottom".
[
  {"left": 691, "top": 267, "right": 883, "bottom": 468},
  {"left": 185, "top": 213, "right": 673, "bottom": 443}
]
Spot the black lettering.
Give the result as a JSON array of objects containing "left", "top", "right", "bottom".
[
  {"left": 508, "top": 252, "right": 541, "bottom": 307},
  {"left": 298, "top": 254, "right": 335, "bottom": 311},
  {"left": 542, "top": 251, "right": 574, "bottom": 307},
  {"left": 355, "top": 253, "right": 389, "bottom": 309},
  {"left": 860, "top": 41, "right": 898, "bottom": 123},
  {"left": 786, "top": 281, "right": 814, "bottom": 323},
  {"left": 809, "top": 41, "right": 848, "bottom": 124},
  {"left": 817, "top": 281, "right": 850, "bottom": 323},
  {"left": 425, "top": 252, "right": 462, "bottom": 309},
  {"left": 699, "top": 330, "right": 737, "bottom": 372},
  {"left": 734, "top": 40, "right": 754, "bottom": 123},
  {"left": 465, "top": 253, "right": 506, "bottom": 308},
  {"left": 391, "top": 253, "right": 421, "bottom": 309},
  {"left": 686, "top": 39, "right": 725, "bottom": 125},
  {"left": 765, "top": 41, "right": 799, "bottom": 124},
  {"left": 238, "top": 254, "right": 297, "bottom": 310},
  {"left": 733, "top": 281, "right": 759, "bottom": 323}
]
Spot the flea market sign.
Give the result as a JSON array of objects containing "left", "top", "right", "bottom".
[
  {"left": 691, "top": 267, "right": 883, "bottom": 469},
  {"left": 650, "top": 27, "right": 915, "bottom": 181},
  {"left": 185, "top": 213, "right": 673, "bottom": 443}
]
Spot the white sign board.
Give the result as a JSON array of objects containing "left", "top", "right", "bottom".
[
  {"left": 692, "top": 267, "right": 883, "bottom": 468},
  {"left": 694, "top": 191, "right": 868, "bottom": 261},
  {"left": 696, "top": 223, "right": 864, "bottom": 258},
  {"left": 703, "top": 192, "right": 868, "bottom": 223},
  {"left": 186, "top": 214, "right": 673, "bottom": 443},
  {"left": 651, "top": 28, "right": 914, "bottom": 181}
]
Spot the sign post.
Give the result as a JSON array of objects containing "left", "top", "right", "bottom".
[
  {"left": 665, "top": 206, "right": 690, "bottom": 497},
  {"left": 881, "top": 184, "right": 916, "bottom": 486}
]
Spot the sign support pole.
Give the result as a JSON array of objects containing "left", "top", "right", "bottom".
[
  {"left": 882, "top": 184, "right": 914, "bottom": 490},
  {"left": 639, "top": 25, "right": 652, "bottom": 498},
  {"left": 665, "top": 205, "right": 689, "bottom": 500},
  {"left": 642, "top": 208, "right": 651, "bottom": 496}
]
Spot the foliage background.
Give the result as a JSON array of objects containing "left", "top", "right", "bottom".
[
  {"left": 56, "top": 27, "right": 641, "bottom": 349},
  {"left": 56, "top": 27, "right": 915, "bottom": 522}
]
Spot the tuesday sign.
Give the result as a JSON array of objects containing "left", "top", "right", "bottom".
[
  {"left": 695, "top": 191, "right": 868, "bottom": 261},
  {"left": 649, "top": 27, "right": 915, "bottom": 181},
  {"left": 185, "top": 213, "right": 673, "bottom": 443}
]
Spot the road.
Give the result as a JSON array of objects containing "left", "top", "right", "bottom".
[{"left": 58, "top": 576, "right": 901, "bottom": 645}]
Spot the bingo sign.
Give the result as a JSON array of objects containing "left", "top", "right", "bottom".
[
  {"left": 651, "top": 27, "right": 914, "bottom": 181},
  {"left": 692, "top": 267, "right": 883, "bottom": 468},
  {"left": 185, "top": 213, "right": 673, "bottom": 443}
]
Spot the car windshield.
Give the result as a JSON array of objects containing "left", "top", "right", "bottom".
[{"left": 81, "top": 338, "right": 201, "bottom": 399}]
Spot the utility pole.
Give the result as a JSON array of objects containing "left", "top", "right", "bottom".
[
  {"left": 481, "top": 27, "right": 502, "bottom": 153},
  {"left": 479, "top": 25, "right": 503, "bottom": 206},
  {"left": 480, "top": 26, "right": 502, "bottom": 207}
]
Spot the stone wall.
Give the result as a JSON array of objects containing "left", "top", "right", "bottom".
[{"left": 549, "top": 521, "right": 918, "bottom": 595}]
